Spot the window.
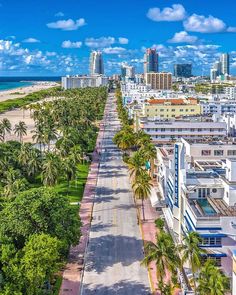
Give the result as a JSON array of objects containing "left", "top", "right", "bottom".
[
  {"left": 178, "top": 129, "right": 182, "bottom": 132},
  {"left": 190, "top": 128, "right": 195, "bottom": 132},
  {"left": 201, "top": 150, "right": 211, "bottom": 156},
  {"left": 214, "top": 150, "right": 223, "bottom": 156},
  {"left": 160, "top": 109, "right": 164, "bottom": 112},
  {"left": 161, "top": 128, "right": 165, "bottom": 132},
  {"left": 198, "top": 128, "right": 202, "bottom": 132},
  {"left": 180, "top": 109, "right": 183, "bottom": 112},
  {"left": 171, "top": 109, "right": 175, "bottom": 111},
  {"left": 228, "top": 150, "right": 236, "bottom": 156},
  {"left": 191, "top": 109, "right": 195, "bottom": 112},
  {"left": 171, "top": 128, "right": 175, "bottom": 132},
  {"left": 201, "top": 237, "right": 221, "bottom": 246}
]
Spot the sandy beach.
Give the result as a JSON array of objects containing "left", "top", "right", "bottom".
[
  {"left": 0, "top": 81, "right": 59, "bottom": 103},
  {"left": 0, "top": 82, "right": 62, "bottom": 143}
]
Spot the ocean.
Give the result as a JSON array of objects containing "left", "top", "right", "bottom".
[{"left": 0, "top": 77, "right": 61, "bottom": 92}]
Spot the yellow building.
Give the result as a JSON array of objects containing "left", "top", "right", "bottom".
[{"left": 142, "top": 98, "right": 201, "bottom": 118}]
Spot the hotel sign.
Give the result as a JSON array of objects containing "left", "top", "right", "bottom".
[{"left": 174, "top": 144, "right": 179, "bottom": 208}]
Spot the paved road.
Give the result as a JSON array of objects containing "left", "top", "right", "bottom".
[{"left": 80, "top": 94, "right": 150, "bottom": 295}]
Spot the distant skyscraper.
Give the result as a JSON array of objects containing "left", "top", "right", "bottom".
[
  {"left": 174, "top": 64, "right": 192, "bottom": 78},
  {"left": 210, "top": 53, "right": 230, "bottom": 81},
  {"left": 90, "top": 51, "right": 104, "bottom": 75},
  {"left": 121, "top": 64, "right": 135, "bottom": 81},
  {"left": 144, "top": 48, "right": 158, "bottom": 74},
  {"left": 220, "top": 53, "right": 230, "bottom": 75}
]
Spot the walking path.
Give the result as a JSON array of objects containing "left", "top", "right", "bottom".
[{"left": 59, "top": 97, "right": 107, "bottom": 295}]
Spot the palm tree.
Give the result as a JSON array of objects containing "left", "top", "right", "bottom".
[
  {"left": 41, "top": 152, "right": 61, "bottom": 186},
  {"left": 135, "top": 130, "right": 151, "bottom": 148},
  {"left": 14, "top": 121, "right": 27, "bottom": 143},
  {"left": 18, "top": 143, "right": 32, "bottom": 167},
  {"left": 128, "top": 150, "right": 146, "bottom": 182},
  {"left": 3, "top": 168, "right": 27, "bottom": 198},
  {"left": 63, "top": 156, "right": 77, "bottom": 191},
  {"left": 197, "top": 259, "right": 230, "bottom": 295},
  {"left": 132, "top": 170, "right": 152, "bottom": 221},
  {"left": 32, "top": 123, "right": 45, "bottom": 153},
  {"left": 155, "top": 218, "right": 165, "bottom": 231},
  {"left": 43, "top": 125, "right": 58, "bottom": 151},
  {"left": 140, "top": 143, "right": 156, "bottom": 177},
  {"left": 27, "top": 149, "right": 41, "bottom": 177},
  {"left": 142, "top": 231, "right": 180, "bottom": 293},
  {"left": 179, "top": 232, "right": 206, "bottom": 293},
  {"left": 0, "top": 123, "right": 4, "bottom": 142},
  {"left": 1, "top": 118, "right": 12, "bottom": 142}
]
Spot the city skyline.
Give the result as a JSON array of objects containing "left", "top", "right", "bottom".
[{"left": 0, "top": 0, "right": 236, "bottom": 76}]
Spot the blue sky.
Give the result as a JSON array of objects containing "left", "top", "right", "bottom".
[{"left": 0, "top": 0, "right": 236, "bottom": 76}]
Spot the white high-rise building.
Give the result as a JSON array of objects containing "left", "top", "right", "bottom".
[
  {"left": 121, "top": 64, "right": 135, "bottom": 81},
  {"left": 220, "top": 53, "right": 230, "bottom": 75},
  {"left": 210, "top": 53, "right": 230, "bottom": 81},
  {"left": 90, "top": 51, "right": 104, "bottom": 75}
]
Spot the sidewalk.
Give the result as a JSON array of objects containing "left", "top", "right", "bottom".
[
  {"left": 59, "top": 110, "right": 106, "bottom": 295},
  {"left": 138, "top": 199, "right": 159, "bottom": 294},
  {"left": 138, "top": 199, "right": 180, "bottom": 295}
]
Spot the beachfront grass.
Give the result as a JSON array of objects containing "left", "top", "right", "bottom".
[{"left": 0, "top": 86, "right": 61, "bottom": 113}]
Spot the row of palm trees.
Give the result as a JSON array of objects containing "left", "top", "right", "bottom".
[
  {"left": 0, "top": 87, "right": 108, "bottom": 198},
  {"left": 113, "top": 89, "right": 156, "bottom": 220},
  {"left": 143, "top": 225, "right": 230, "bottom": 295},
  {"left": 113, "top": 88, "right": 230, "bottom": 295},
  {"left": 0, "top": 118, "right": 27, "bottom": 142}
]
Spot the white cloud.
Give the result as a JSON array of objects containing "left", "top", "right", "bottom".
[
  {"left": 85, "top": 37, "right": 115, "bottom": 48},
  {"left": 168, "top": 31, "right": 198, "bottom": 43},
  {"left": 55, "top": 12, "right": 64, "bottom": 17},
  {"left": 62, "top": 40, "right": 82, "bottom": 48},
  {"left": 103, "top": 47, "right": 126, "bottom": 54},
  {"left": 22, "top": 38, "right": 40, "bottom": 43},
  {"left": 147, "top": 4, "right": 186, "bottom": 22},
  {"left": 227, "top": 27, "right": 236, "bottom": 33},
  {"left": 47, "top": 18, "right": 86, "bottom": 31},
  {"left": 46, "top": 51, "right": 57, "bottom": 56},
  {"left": 119, "top": 37, "right": 129, "bottom": 44},
  {"left": 0, "top": 39, "right": 85, "bottom": 75},
  {"left": 184, "top": 14, "right": 226, "bottom": 33}
]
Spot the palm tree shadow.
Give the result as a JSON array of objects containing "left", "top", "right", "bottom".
[
  {"left": 82, "top": 280, "right": 151, "bottom": 295},
  {"left": 90, "top": 222, "right": 114, "bottom": 232},
  {"left": 85, "top": 234, "right": 144, "bottom": 273}
]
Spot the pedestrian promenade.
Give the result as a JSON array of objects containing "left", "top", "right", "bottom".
[
  {"left": 59, "top": 109, "right": 106, "bottom": 295},
  {"left": 138, "top": 198, "right": 181, "bottom": 295}
]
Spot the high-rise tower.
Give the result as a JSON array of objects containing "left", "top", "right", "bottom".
[
  {"left": 220, "top": 53, "right": 230, "bottom": 75},
  {"left": 90, "top": 51, "right": 104, "bottom": 75},
  {"left": 143, "top": 48, "right": 158, "bottom": 74}
]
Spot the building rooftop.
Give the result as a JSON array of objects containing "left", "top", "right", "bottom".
[{"left": 147, "top": 98, "right": 198, "bottom": 105}]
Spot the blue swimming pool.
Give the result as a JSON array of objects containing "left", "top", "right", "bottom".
[{"left": 197, "top": 199, "right": 216, "bottom": 215}]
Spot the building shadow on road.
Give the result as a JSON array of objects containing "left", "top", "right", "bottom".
[
  {"left": 85, "top": 234, "right": 144, "bottom": 273},
  {"left": 81, "top": 280, "right": 151, "bottom": 295}
]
